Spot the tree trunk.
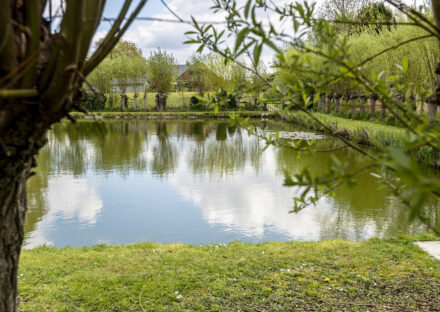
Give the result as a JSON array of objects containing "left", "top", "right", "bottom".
[
  {"left": 326, "top": 95, "right": 332, "bottom": 113},
  {"left": 381, "top": 99, "right": 386, "bottom": 119},
  {"left": 313, "top": 94, "right": 318, "bottom": 110},
  {"left": 0, "top": 164, "right": 29, "bottom": 311},
  {"left": 428, "top": 102, "right": 437, "bottom": 121},
  {"left": 369, "top": 95, "right": 376, "bottom": 119},
  {"left": 133, "top": 93, "right": 138, "bottom": 111},
  {"left": 350, "top": 95, "right": 356, "bottom": 115},
  {"left": 335, "top": 96, "right": 341, "bottom": 113},
  {"left": 360, "top": 94, "right": 366, "bottom": 113},
  {"left": 120, "top": 93, "right": 125, "bottom": 110},
  {"left": 0, "top": 115, "right": 48, "bottom": 312},
  {"left": 109, "top": 95, "right": 114, "bottom": 110},
  {"left": 143, "top": 93, "right": 147, "bottom": 111},
  {"left": 155, "top": 92, "right": 161, "bottom": 111}
]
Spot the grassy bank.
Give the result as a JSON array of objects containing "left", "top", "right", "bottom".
[
  {"left": 102, "top": 92, "right": 263, "bottom": 111},
  {"left": 19, "top": 237, "right": 440, "bottom": 311},
  {"left": 280, "top": 111, "right": 439, "bottom": 167},
  {"left": 71, "top": 110, "right": 276, "bottom": 120}
]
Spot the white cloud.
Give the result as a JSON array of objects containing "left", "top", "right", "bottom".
[{"left": 24, "top": 175, "right": 103, "bottom": 248}]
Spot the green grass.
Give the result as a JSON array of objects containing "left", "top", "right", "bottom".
[
  {"left": 103, "top": 92, "right": 263, "bottom": 111},
  {"left": 280, "top": 111, "right": 440, "bottom": 167},
  {"left": 107, "top": 92, "right": 198, "bottom": 110},
  {"left": 71, "top": 111, "right": 276, "bottom": 119},
  {"left": 19, "top": 237, "right": 440, "bottom": 311}
]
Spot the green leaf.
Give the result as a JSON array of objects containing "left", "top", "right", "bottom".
[
  {"left": 244, "top": 0, "right": 252, "bottom": 19},
  {"left": 235, "top": 28, "right": 249, "bottom": 52},
  {"left": 402, "top": 56, "right": 408, "bottom": 72},
  {"left": 253, "top": 43, "right": 262, "bottom": 66}
]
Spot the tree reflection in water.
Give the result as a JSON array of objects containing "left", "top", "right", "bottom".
[{"left": 25, "top": 120, "right": 440, "bottom": 247}]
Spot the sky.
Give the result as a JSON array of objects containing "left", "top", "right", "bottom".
[{"left": 46, "top": 0, "right": 428, "bottom": 65}]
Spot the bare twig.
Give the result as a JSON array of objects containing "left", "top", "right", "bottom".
[{"left": 66, "top": 65, "right": 101, "bottom": 98}]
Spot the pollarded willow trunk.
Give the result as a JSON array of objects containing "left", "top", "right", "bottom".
[
  {"left": 381, "top": 98, "right": 387, "bottom": 119},
  {"left": 335, "top": 94, "right": 341, "bottom": 113},
  {"left": 0, "top": 117, "right": 48, "bottom": 312},
  {"left": 133, "top": 93, "right": 138, "bottom": 111},
  {"left": 326, "top": 95, "right": 332, "bottom": 113},
  {"left": 360, "top": 94, "right": 366, "bottom": 113},
  {"left": 0, "top": 1, "right": 147, "bottom": 310},
  {"left": 428, "top": 97, "right": 438, "bottom": 121},
  {"left": 369, "top": 94, "right": 377, "bottom": 119},
  {"left": 350, "top": 95, "right": 356, "bottom": 115},
  {"left": 143, "top": 93, "right": 147, "bottom": 111}
]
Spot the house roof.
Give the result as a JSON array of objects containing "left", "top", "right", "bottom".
[{"left": 177, "top": 65, "right": 187, "bottom": 76}]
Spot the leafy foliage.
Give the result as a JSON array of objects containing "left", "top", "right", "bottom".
[
  {"left": 185, "top": 0, "right": 440, "bottom": 234},
  {"left": 145, "top": 48, "right": 177, "bottom": 93}
]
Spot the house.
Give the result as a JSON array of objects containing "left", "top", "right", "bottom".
[
  {"left": 110, "top": 77, "right": 148, "bottom": 93},
  {"left": 176, "top": 65, "right": 192, "bottom": 88},
  {"left": 111, "top": 65, "right": 189, "bottom": 93}
]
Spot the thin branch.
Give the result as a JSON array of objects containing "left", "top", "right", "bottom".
[
  {"left": 0, "top": 89, "right": 38, "bottom": 98},
  {"left": 66, "top": 65, "right": 101, "bottom": 98},
  {"left": 84, "top": 0, "right": 148, "bottom": 75},
  {"left": 357, "top": 34, "right": 434, "bottom": 67},
  {"left": 385, "top": 0, "right": 440, "bottom": 39},
  {"left": 316, "top": 144, "right": 350, "bottom": 153},
  {"left": 159, "top": 0, "right": 184, "bottom": 23},
  {"left": 72, "top": 103, "right": 89, "bottom": 114}
]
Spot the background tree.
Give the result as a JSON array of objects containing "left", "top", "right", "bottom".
[
  {"left": 0, "top": 1, "right": 147, "bottom": 310},
  {"left": 146, "top": 48, "right": 177, "bottom": 110},
  {"left": 249, "top": 61, "right": 268, "bottom": 108},
  {"left": 88, "top": 41, "right": 147, "bottom": 110},
  {"left": 353, "top": 2, "right": 395, "bottom": 34},
  {"left": 186, "top": 0, "right": 440, "bottom": 236},
  {"left": 187, "top": 54, "right": 211, "bottom": 96},
  {"left": 318, "top": 0, "right": 372, "bottom": 34}
]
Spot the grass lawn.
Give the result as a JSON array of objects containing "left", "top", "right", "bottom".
[
  {"left": 19, "top": 236, "right": 440, "bottom": 311},
  {"left": 107, "top": 92, "right": 198, "bottom": 110},
  {"left": 71, "top": 111, "right": 276, "bottom": 120},
  {"left": 280, "top": 110, "right": 440, "bottom": 167}
]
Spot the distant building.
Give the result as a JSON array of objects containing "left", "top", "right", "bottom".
[
  {"left": 110, "top": 77, "right": 148, "bottom": 93},
  {"left": 110, "top": 65, "right": 189, "bottom": 93}
]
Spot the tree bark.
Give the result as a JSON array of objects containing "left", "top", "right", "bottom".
[
  {"left": 326, "top": 95, "right": 332, "bottom": 113},
  {"left": 335, "top": 95, "right": 341, "bottom": 113},
  {"left": 350, "top": 95, "right": 356, "bottom": 115},
  {"left": 360, "top": 94, "right": 366, "bottom": 113},
  {"left": 133, "top": 93, "right": 138, "bottom": 111},
  {"left": 381, "top": 99, "right": 387, "bottom": 119},
  {"left": 428, "top": 101, "right": 437, "bottom": 121},
  {"left": 369, "top": 94, "right": 376, "bottom": 119},
  {"left": 0, "top": 115, "right": 47, "bottom": 312}
]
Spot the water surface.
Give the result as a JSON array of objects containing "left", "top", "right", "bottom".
[{"left": 25, "top": 119, "right": 439, "bottom": 248}]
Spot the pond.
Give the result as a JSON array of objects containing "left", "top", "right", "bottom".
[{"left": 24, "top": 119, "right": 439, "bottom": 248}]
